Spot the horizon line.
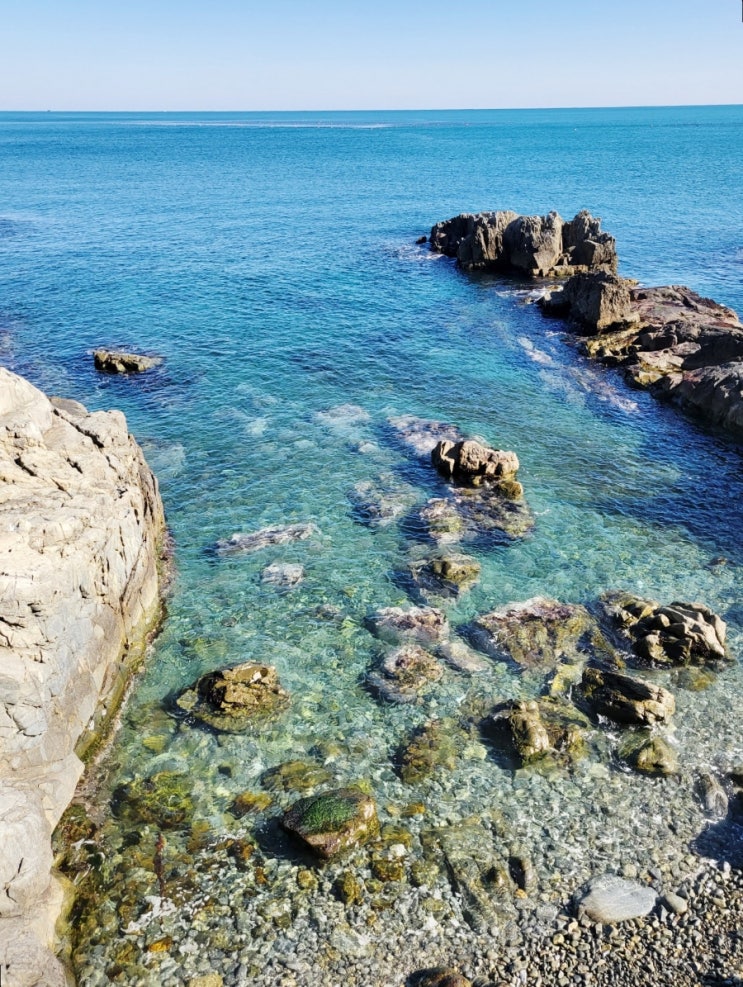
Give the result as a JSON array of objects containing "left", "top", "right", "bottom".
[{"left": 1, "top": 101, "right": 742, "bottom": 115}]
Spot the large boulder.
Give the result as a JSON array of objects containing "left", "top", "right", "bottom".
[
  {"left": 432, "top": 439, "right": 520, "bottom": 491},
  {"left": 429, "top": 209, "right": 617, "bottom": 277},
  {"left": 177, "top": 662, "right": 289, "bottom": 731},
  {"left": 282, "top": 788, "right": 379, "bottom": 858},
  {"left": 541, "top": 271, "right": 636, "bottom": 332},
  {"left": 580, "top": 667, "right": 675, "bottom": 726}
]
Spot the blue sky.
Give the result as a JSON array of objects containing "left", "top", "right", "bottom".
[{"left": 2, "top": 0, "right": 742, "bottom": 110}]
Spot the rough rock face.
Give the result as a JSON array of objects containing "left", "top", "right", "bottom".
[
  {"left": 483, "top": 698, "right": 589, "bottom": 767},
  {"left": 365, "top": 605, "right": 450, "bottom": 647},
  {"left": 541, "top": 272, "right": 637, "bottom": 331},
  {"left": 544, "top": 279, "right": 743, "bottom": 436},
  {"left": 432, "top": 439, "right": 520, "bottom": 491},
  {"left": 366, "top": 643, "right": 444, "bottom": 704},
  {"left": 0, "top": 368, "right": 166, "bottom": 983},
  {"left": 601, "top": 592, "right": 728, "bottom": 669},
  {"left": 580, "top": 667, "right": 675, "bottom": 726},
  {"left": 429, "top": 209, "right": 617, "bottom": 277}
]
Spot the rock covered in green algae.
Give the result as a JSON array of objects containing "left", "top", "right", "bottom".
[
  {"left": 600, "top": 591, "right": 728, "bottom": 669},
  {"left": 366, "top": 643, "right": 444, "bottom": 704},
  {"left": 282, "top": 788, "right": 379, "bottom": 859},
  {"left": 580, "top": 666, "right": 675, "bottom": 726},
  {"left": 176, "top": 661, "right": 289, "bottom": 732},
  {"left": 113, "top": 770, "right": 194, "bottom": 830},
  {"left": 483, "top": 698, "right": 590, "bottom": 767},
  {"left": 619, "top": 731, "right": 679, "bottom": 777},
  {"left": 468, "top": 596, "right": 612, "bottom": 673},
  {"left": 397, "top": 718, "right": 471, "bottom": 784}
]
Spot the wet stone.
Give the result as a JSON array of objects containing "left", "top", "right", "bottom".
[
  {"left": 261, "top": 760, "right": 334, "bottom": 793},
  {"left": 230, "top": 791, "right": 273, "bottom": 818},
  {"left": 405, "top": 553, "right": 481, "bottom": 600},
  {"left": 618, "top": 731, "right": 679, "bottom": 777},
  {"left": 482, "top": 698, "right": 590, "bottom": 768},
  {"left": 365, "top": 605, "right": 450, "bottom": 647},
  {"left": 214, "top": 522, "right": 320, "bottom": 556},
  {"left": 576, "top": 874, "right": 657, "bottom": 923},
  {"left": 113, "top": 770, "right": 194, "bottom": 830},
  {"left": 177, "top": 662, "right": 289, "bottom": 732},
  {"left": 397, "top": 718, "right": 471, "bottom": 784},
  {"left": 282, "top": 788, "right": 379, "bottom": 859},
  {"left": 347, "top": 474, "right": 419, "bottom": 527},
  {"left": 260, "top": 562, "right": 304, "bottom": 589},
  {"left": 580, "top": 666, "right": 675, "bottom": 726}
]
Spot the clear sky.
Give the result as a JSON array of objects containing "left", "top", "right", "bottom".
[{"left": 2, "top": 0, "right": 742, "bottom": 111}]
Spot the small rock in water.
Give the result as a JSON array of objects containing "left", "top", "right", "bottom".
[
  {"left": 436, "top": 638, "right": 490, "bottom": 674},
  {"left": 696, "top": 772, "right": 729, "bottom": 818},
  {"left": 405, "top": 553, "right": 481, "bottom": 599},
  {"left": 260, "top": 562, "right": 304, "bottom": 589},
  {"left": 387, "top": 415, "right": 463, "bottom": 459},
  {"left": 367, "top": 644, "right": 444, "bottom": 704},
  {"left": 365, "top": 605, "right": 449, "bottom": 647},
  {"left": 93, "top": 348, "right": 162, "bottom": 374},
  {"left": 618, "top": 731, "right": 679, "bottom": 777},
  {"left": 580, "top": 666, "right": 675, "bottom": 726},
  {"left": 282, "top": 787, "right": 379, "bottom": 858},
  {"left": 215, "top": 522, "right": 319, "bottom": 555},
  {"left": 576, "top": 874, "right": 657, "bottom": 923},
  {"left": 176, "top": 662, "right": 289, "bottom": 732}
]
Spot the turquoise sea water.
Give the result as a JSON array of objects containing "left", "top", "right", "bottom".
[{"left": 2, "top": 107, "right": 743, "bottom": 984}]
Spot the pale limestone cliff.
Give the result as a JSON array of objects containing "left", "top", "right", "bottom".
[{"left": 0, "top": 368, "right": 166, "bottom": 986}]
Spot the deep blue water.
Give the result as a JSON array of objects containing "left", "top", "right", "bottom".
[{"left": 2, "top": 107, "right": 743, "bottom": 983}]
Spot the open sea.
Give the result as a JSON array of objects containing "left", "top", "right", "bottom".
[{"left": 1, "top": 107, "right": 743, "bottom": 985}]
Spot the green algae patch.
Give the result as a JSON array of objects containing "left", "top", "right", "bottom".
[
  {"left": 113, "top": 770, "right": 195, "bottom": 830},
  {"left": 282, "top": 787, "right": 379, "bottom": 858}
]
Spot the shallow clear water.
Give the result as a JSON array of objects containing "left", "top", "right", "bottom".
[{"left": 1, "top": 107, "right": 743, "bottom": 985}]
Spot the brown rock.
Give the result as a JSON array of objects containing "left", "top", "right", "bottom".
[
  {"left": 177, "top": 662, "right": 289, "bottom": 732},
  {"left": 282, "top": 788, "right": 379, "bottom": 859},
  {"left": 93, "top": 348, "right": 162, "bottom": 373},
  {"left": 580, "top": 666, "right": 675, "bottom": 726}
]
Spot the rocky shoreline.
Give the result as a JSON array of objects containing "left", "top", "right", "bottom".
[{"left": 0, "top": 368, "right": 166, "bottom": 986}]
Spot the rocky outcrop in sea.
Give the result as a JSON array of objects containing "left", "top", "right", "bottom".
[{"left": 0, "top": 368, "right": 166, "bottom": 985}]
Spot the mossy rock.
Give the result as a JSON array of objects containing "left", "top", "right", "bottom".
[
  {"left": 231, "top": 791, "right": 273, "bottom": 817},
  {"left": 333, "top": 870, "right": 365, "bottom": 905},
  {"left": 397, "top": 718, "right": 469, "bottom": 784},
  {"left": 113, "top": 770, "right": 194, "bottom": 830},
  {"left": 177, "top": 662, "right": 289, "bottom": 733},
  {"left": 261, "top": 760, "right": 334, "bottom": 794},
  {"left": 282, "top": 787, "right": 379, "bottom": 858},
  {"left": 619, "top": 732, "right": 679, "bottom": 777}
]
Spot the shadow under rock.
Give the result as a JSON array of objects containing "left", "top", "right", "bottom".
[{"left": 691, "top": 815, "right": 743, "bottom": 870}]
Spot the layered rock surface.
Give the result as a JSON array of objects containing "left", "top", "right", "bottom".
[
  {"left": 429, "top": 209, "right": 617, "bottom": 277},
  {"left": 0, "top": 368, "right": 165, "bottom": 984},
  {"left": 542, "top": 277, "right": 743, "bottom": 435}
]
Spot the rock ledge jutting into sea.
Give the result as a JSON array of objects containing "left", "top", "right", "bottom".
[{"left": 0, "top": 368, "right": 166, "bottom": 984}]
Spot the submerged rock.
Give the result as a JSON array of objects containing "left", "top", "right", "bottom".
[
  {"left": 695, "top": 772, "right": 729, "bottom": 819},
  {"left": 468, "top": 597, "right": 609, "bottom": 674},
  {"left": 618, "top": 731, "right": 679, "bottom": 777},
  {"left": 429, "top": 209, "right": 617, "bottom": 277},
  {"left": 215, "top": 522, "right": 319, "bottom": 555},
  {"left": 397, "top": 718, "right": 471, "bottom": 784},
  {"left": 261, "top": 760, "right": 334, "bottom": 793},
  {"left": 436, "top": 638, "right": 490, "bottom": 674},
  {"left": 405, "top": 553, "right": 481, "bottom": 600},
  {"left": 282, "top": 788, "right": 379, "bottom": 859},
  {"left": 365, "top": 605, "right": 449, "bottom": 647},
  {"left": 177, "top": 662, "right": 289, "bottom": 732},
  {"left": 347, "top": 474, "right": 419, "bottom": 527},
  {"left": 260, "top": 562, "right": 304, "bottom": 589},
  {"left": 416, "top": 488, "right": 533, "bottom": 545},
  {"left": 113, "top": 770, "right": 194, "bottom": 830},
  {"left": 580, "top": 667, "right": 675, "bottom": 726},
  {"left": 483, "top": 698, "right": 590, "bottom": 767},
  {"left": 93, "top": 348, "right": 162, "bottom": 374},
  {"left": 387, "top": 415, "right": 463, "bottom": 459},
  {"left": 367, "top": 644, "right": 444, "bottom": 704},
  {"left": 576, "top": 874, "right": 657, "bottom": 923}
]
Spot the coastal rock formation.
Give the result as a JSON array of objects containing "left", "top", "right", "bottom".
[
  {"left": 432, "top": 439, "right": 521, "bottom": 495},
  {"left": 177, "top": 662, "right": 289, "bottom": 732},
  {"left": 429, "top": 209, "right": 617, "bottom": 277},
  {"left": 542, "top": 277, "right": 743, "bottom": 435},
  {"left": 282, "top": 788, "right": 379, "bottom": 858},
  {"left": 215, "top": 522, "right": 320, "bottom": 555},
  {"left": 600, "top": 592, "right": 728, "bottom": 669},
  {"left": 0, "top": 368, "right": 165, "bottom": 982},
  {"left": 93, "top": 348, "right": 162, "bottom": 374}
]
